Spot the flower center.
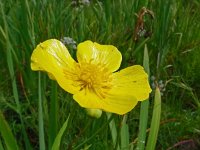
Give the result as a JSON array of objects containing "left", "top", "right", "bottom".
[{"left": 76, "top": 61, "right": 112, "bottom": 98}]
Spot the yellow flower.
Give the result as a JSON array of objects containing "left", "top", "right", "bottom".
[{"left": 31, "top": 39, "right": 151, "bottom": 115}]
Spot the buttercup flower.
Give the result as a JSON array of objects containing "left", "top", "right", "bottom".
[{"left": 31, "top": 39, "right": 151, "bottom": 115}]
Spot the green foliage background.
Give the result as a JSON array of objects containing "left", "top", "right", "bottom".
[{"left": 0, "top": 0, "right": 200, "bottom": 149}]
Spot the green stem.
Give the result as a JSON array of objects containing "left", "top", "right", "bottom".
[
  {"left": 49, "top": 82, "right": 58, "bottom": 149},
  {"left": 38, "top": 72, "right": 45, "bottom": 150}
]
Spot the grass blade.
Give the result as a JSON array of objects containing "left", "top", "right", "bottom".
[
  {"left": 120, "top": 115, "right": 129, "bottom": 150},
  {"left": 136, "top": 44, "right": 150, "bottom": 150},
  {"left": 49, "top": 82, "right": 58, "bottom": 148},
  {"left": 137, "top": 0, "right": 149, "bottom": 11},
  {"left": 0, "top": 111, "right": 19, "bottom": 150},
  {"left": 38, "top": 72, "right": 45, "bottom": 150},
  {"left": 0, "top": 140, "right": 4, "bottom": 150},
  {"left": 0, "top": 1, "right": 32, "bottom": 149},
  {"left": 51, "top": 114, "right": 70, "bottom": 150},
  {"left": 146, "top": 87, "right": 161, "bottom": 150},
  {"left": 103, "top": 0, "right": 111, "bottom": 22},
  {"left": 106, "top": 113, "right": 119, "bottom": 149}
]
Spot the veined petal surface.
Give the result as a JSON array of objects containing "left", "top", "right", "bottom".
[
  {"left": 111, "top": 65, "right": 152, "bottom": 101},
  {"left": 77, "top": 40, "right": 122, "bottom": 72},
  {"left": 73, "top": 88, "right": 138, "bottom": 115},
  {"left": 31, "top": 39, "right": 80, "bottom": 94}
]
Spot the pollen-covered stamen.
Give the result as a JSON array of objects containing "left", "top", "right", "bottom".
[{"left": 75, "top": 61, "right": 113, "bottom": 98}]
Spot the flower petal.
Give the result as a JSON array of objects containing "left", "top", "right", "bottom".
[
  {"left": 77, "top": 40, "right": 122, "bottom": 72},
  {"left": 31, "top": 39, "right": 80, "bottom": 94},
  {"left": 111, "top": 65, "right": 152, "bottom": 101},
  {"left": 73, "top": 88, "right": 138, "bottom": 115}
]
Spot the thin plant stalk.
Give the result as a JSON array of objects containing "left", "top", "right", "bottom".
[
  {"left": 38, "top": 72, "right": 45, "bottom": 150},
  {"left": 49, "top": 82, "right": 58, "bottom": 148}
]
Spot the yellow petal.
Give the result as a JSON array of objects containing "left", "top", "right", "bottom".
[
  {"left": 77, "top": 40, "right": 122, "bottom": 72},
  {"left": 31, "top": 39, "right": 80, "bottom": 94},
  {"left": 111, "top": 65, "right": 152, "bottom": 101},
  {"left": 47, "top": 73, "right": 56, "bottom": 80},
  {"left": 73, "top": 88, "right": 138, "bottom": 115},
  {"left": 102, "top": 94, "right": 138, "bottom": 115}
]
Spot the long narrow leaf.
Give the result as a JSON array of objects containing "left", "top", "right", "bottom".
[
  {"left": 106, "top": 113, "right": 119, "bottom": 149},
  {"left": 136, "top": 44, "right": 150, "bottom": 150},
  {"left": 0, "top": 111, "right": 19, "bottom": 150},
  {"left": 146, "top": 87, "right": 161, "bottom": 150},
  {"left": 120, "top": 115, "right": 129, "bottom": 150},
  {"left": 51, "top": 115, "right": 70, "bottom": 150}
]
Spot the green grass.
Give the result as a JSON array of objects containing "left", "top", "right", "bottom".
[{"left": 0, "top": 0, "right": 200, "bottom": 149}]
